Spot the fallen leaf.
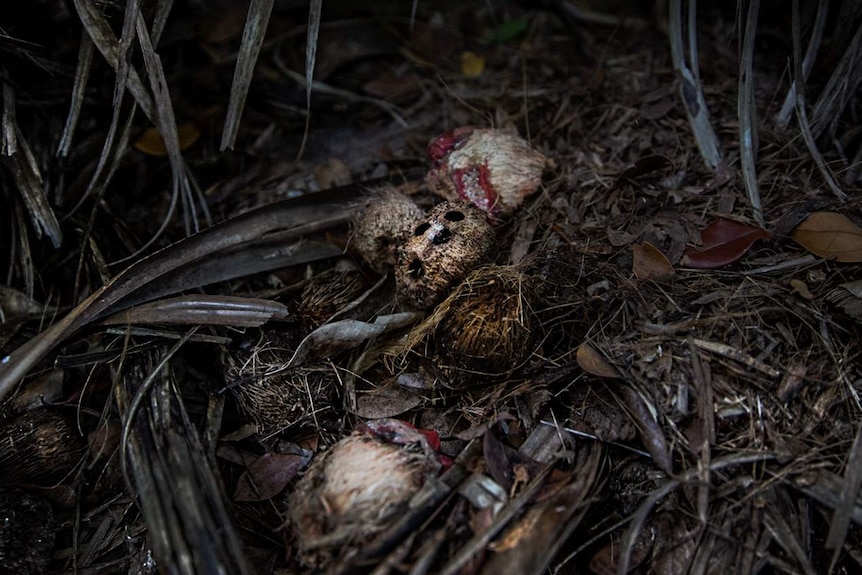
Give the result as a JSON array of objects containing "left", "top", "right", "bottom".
[
  {"left": 460, "top": 51, "right": 485, "bottom": 78},
  {"left": 576, "top": 343, "right": 620, "bottom": 379},
  {"left": 789, "top": 279, "right": 813, "bottom": 299},
  {"left": 134, "top": 122, "right": 201, "bottom": 156},
  {"left": 681, "top": 218, "right": 771, "bottom": 269},
  {"left": 351, "top": 384, "right": 423, "bottom": 419},
  {"left": 234, "top": 452, "right": 310, "bottom": 502},
  {"left": 632, "top": 242, "right": 674, "bottom": 281},
  {"left": 792, "top": 212, "right": 862, "bottom": 262}
]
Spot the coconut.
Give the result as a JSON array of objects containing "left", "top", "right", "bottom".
[
  {"left": 351, "top": 186, "right": 424, "bottom": 273},
  {"left": 288, "top": 419, "right": 441, "bottom": 567},
  {"left": 299, "top": 268, "right": 368, "bottom": 329},
  {"left": 0, "top": 408, "right": 86, "bottom": 487},
  {"left": 395, "top": 200, "right": 496, "bottom": 308},
  {"left": 426, "top": 127, "right": 549, "bottom": 217},
  {"left": 434, "top": 265, "right": 537, "bottom": 378}
]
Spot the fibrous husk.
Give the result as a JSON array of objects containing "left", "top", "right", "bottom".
[
  {"left": 223, "top": 330, "right": 336, "bottom": 435},
  {"left": 0, "top": 408, "right": 86, "bottom": 487},
  {"left": 299, "top": 268, "right": 369, "bottom": 328},
  {"left": 350, "top": 186, "right": 424, "bottom": 272},
  {"left": 426, "top": 127, "right": 549, "bottom": 216},
  {"left": 288, "top": 419, "right": 441, "bottom": 567},
  {"left": 434, "top": 265, "right": 537, "bottom": 378}
]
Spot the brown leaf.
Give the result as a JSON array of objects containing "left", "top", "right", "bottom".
[
  {"left": 234, "top": 452, "right": 309, "bottom": 502},
  {"left": 351, "top": 384, "right": 423, "bottom": 419},
  {"left": 682, "top": 218, "right": 771, "bottom": 268},
  {"left": 792, "top": 211, "right": 862, "bottom": 262},
  {"left": 632, "top": 242, "right": 674, "bottom": 281},
  {"left": 576, "top": 343, "right": 620, "bottom": 379}
]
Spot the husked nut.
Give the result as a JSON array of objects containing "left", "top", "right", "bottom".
[
  {"left": 288, "top": 419, "right": 441, "bottom": 567},
  {"left": 426, "top": 127, "right": 548, "bottom": 216},
  {"left": 395, "top": 201, "right": 495, "bottom": 308},
  {"left": 351, "top": 186, "right": 424, "bottom": 272}
]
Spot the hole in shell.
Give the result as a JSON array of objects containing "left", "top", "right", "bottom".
[
  {"left": 431, "top": 228, "right": 452, "bottom": 245},
  {"left": 444, "top": 210, "right": 465, "bottom": 222},
  {"left": 414, "top": 222, "right": 431, "bottom": 236},
  {"left": 408, "top": 259, "right": 424, "bottom": 278}
]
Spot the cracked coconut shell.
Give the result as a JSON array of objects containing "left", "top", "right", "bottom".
[
  {"left": 288, "top": 419, "right": 441, "bottom": 567},
  {"left": 351, "top": 186, "right": 424, "bottom": 273},
  {"left": 395, "top": 200, "right": 495, "bottom": 308},
  {"left": 434, "top": 265, "right": 537, "bottom": 378},
  {"left": 426, "top": 127, "right": 548, "bottom": 216}
]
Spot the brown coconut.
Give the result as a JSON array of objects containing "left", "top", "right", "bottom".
[
  {"left": 288, "top": 419, "right": 441, "bottom": 566},
  {"left": 299, "top": 268, "right": 368, "bottom": 328},
  {"left": 395, "top": 201, "right": 496, "bottom": 308},
  {"left": 426, "top": 127, "right": 549, "bottom": 217},
  {"left": 434, "top": 265, "right": 537, "bottom": 378},
  {"left": 351, "top": 186, "right": 424, "bottom": 272}
]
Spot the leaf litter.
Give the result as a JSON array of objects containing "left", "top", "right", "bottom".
[{"left": 1, "top": 2, "right": 862, "bottom": 575}]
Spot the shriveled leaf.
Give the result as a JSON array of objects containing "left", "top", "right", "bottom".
[
  {"left": 682, "top": 218, "right": 771, "bottom": 268},
  {"left": 287, "top": 312, "right": 421, "bottom": 368},
  {"left": 234, "top": 452, "right": 309, "bottom": 501},
  {"left": 460, "top": 51, "right": 485, "bottom": 78},
  {"left": 789, "top": 278, "right": 813, "bottom": 299},
  {"left": 576, "top": 343, "right": 620, "bottom": 379},
  {"left": 792, "top": 211, "right": 862, "bottom": 262},
  {"left": 352, "top": 385, "right": 423, "bottom": 419},
  {"left": 632, "top": 242, "right": 674, "bottom": 281},
  {"left": 133, "top": 122, "right": 201, "bottom": 156}
]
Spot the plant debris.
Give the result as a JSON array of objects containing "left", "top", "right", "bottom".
[{"left": 2, "top": 2, "right": 862, "bottom": 574}]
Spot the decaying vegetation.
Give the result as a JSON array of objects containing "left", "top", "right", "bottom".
[{"left": 3, "top": 1, "right": 862, "bottom": 573}]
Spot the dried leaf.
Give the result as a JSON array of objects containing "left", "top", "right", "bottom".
[
  {"left": 133, "top": 122, "right": 201, "bottom": 156},
  {"left": 460, "top": 51, "right": 485, "bottom": 78},
  {"left": 576, "top": 343, "right": 620, "bottom": 379},
  {"left": 632, "top": 242, "right": 674, "bottom": 281},
  {"left": 288, "top": 312, "right": 421, "bottom": 368},
  {"left": 351, "top": 385, "right": 423, "bottom": 419},
  {"left": 792, "top": 211, "right": 862, "bottom": 262},
  {"left": 789, "top": 278, "right": 813, "bottom": 299},
  {"left": 100, "top": 295, "right": 287, "bottom": 327},
  {"left": 682, "top": 218, "right": 771, "bottom": 268},
  {"left": 234, "top": 452, "right": 309, "bottom": 502}
]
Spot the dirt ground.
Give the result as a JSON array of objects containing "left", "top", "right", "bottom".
[{"left": 2, "top": 1, "right": 862, "bottom": 574}]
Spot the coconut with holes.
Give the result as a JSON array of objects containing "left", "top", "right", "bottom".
[
  {"left": 351, "top": 186, "right": 424, "bottom": 273},
  {"left": 426, "top": 127, "right": 549, "bottom": 217},
  {"left": 394, "top": 201, "right": 495, "bottom": 308},
  {"left": 288, "top": 419, "right": 442, "bottom": 567}
]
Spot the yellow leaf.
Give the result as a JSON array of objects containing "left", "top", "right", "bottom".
[
  {"left": 576, "top": 343, "right": 620, "bottom": 379},
  {"left": 460, "top": 51, "right": 485, "bottom": 78},
  {"left": 133, "top": 122, "right": 201, "bottom": 157},
  {"left": 632, "top": 242, "right": 674, "bottom": 281},
  {"left": 792, "top": 212, "right": 862, "bottom": 263},
  {"left": 789, "top": 279, "right": 813, "bottom": 300}
]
